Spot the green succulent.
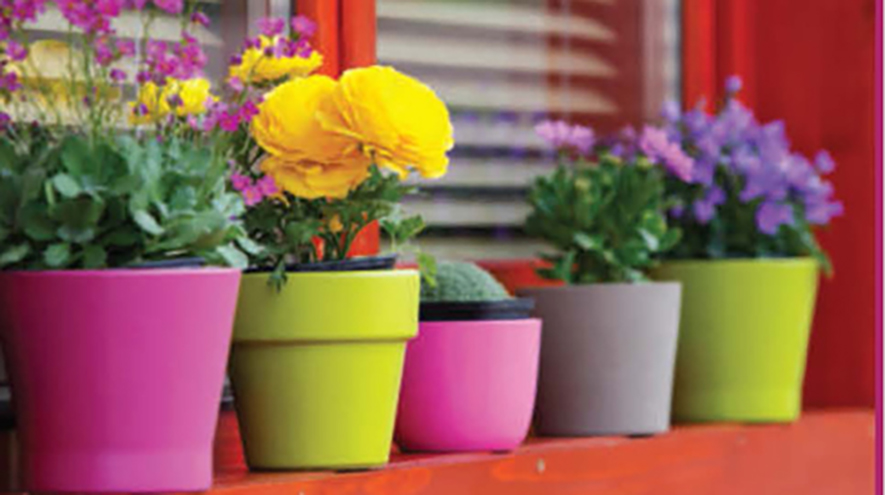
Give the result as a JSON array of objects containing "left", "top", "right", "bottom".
[{"left": 420, "top": 261, "right": 511, "bottom": 302}]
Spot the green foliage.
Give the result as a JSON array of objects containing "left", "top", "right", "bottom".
[
  {"left": 0, "top": 127, "right": 247, "bottom": 270},
  {"left": 242, "top": 165, "right": 415, "bottom": 277},
  {"left": 420, "top": 261, "right": 511, "bottom": 302},
  {"left": 380, "top": 211, "right": 437, "bottom": 288},
  {"left": 525, "top": 154, "right": 680, "bottom": 284}
]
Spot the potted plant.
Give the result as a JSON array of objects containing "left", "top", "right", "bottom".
[
  {"left": 394, "top": 261, "right": 540, "bottom": 452},
  {"left": 221, "top": 21, "right": 453, "bottom": 469},
  {"left": 651, "top": 77, "right": 843, "bottom": 423},
  {"left": 0, "top": 3, "right": 249, "bottom": 492},
  {"left": 518, "top": 120, "right": 686, "bottom": 436}
]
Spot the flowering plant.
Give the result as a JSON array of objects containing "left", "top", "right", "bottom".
[
  {"left": 0, "top": 1, "right": 252, "bottom": 269},
  {"left": 526, "top": 120, "right": 689, "bottom": 283},
  {"left": 657, "top": 77, "right": 842, "bottom": 271},
  {"left": 230, "top": 54, "right": 453, "bottom": 284}
]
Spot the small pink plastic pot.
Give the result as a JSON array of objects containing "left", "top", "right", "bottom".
[
  {"left": 395, "top": 318, "right": 542, "bottom": 452},
  {"left": 0, "top": 268, "right": 241, "bottom": 493}
]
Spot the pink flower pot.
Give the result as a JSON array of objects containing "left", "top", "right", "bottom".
[
  {"left": 395, "top": 319, "right": 542, "bottom": 452},
  {"left": 0, "top": 268, "right": 241, "bottom": 492}
]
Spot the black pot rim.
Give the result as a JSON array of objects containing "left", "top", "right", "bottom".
[
  {"left": 246, "top": 254, "right": 398, "bottom": 274},
  {"left": 420, "top": 298, "right": 535, "bottom": 322}
]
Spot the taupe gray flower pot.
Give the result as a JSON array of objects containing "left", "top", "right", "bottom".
[{"left": 519, "top": 282, "right": 682, "bottom": 436}]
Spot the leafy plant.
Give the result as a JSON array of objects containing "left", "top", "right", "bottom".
[
  {"left": 0, "top": 130, "right": 247, "bottom": 269},
  {"left": 526, "top": 153, "right": 680, "bottom": 284},
  {"left": 420, "top": 262, "right": 510, "bottom": 302}
]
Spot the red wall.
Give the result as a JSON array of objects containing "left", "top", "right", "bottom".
[{"left": 684, "top": 0, "right": 877, "bottom": 408}]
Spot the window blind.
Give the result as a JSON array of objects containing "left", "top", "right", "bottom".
[{"left": 378, "top": 0, "right": 681, "bottom": 259}]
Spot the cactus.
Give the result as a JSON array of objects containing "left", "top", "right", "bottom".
[{"left": 420, "top": 262, "right": 511, "bottom": 302}]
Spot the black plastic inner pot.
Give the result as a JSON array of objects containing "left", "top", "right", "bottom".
[
  {"left": 130, "top": 257, "right": 205, "bottom": 269},
  {"left": 246, "top": 254, "right": 398, "bottom": 273},
  {"left": 419, "top": 298, "right": 535, "bottom": 321}
]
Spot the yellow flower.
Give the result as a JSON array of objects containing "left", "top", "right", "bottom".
[
  {"left": 252, "top": 75, "right": 371, "bottom": 199},
  {"left": 129, "top": 81, "right": 168, "bottom": 125},
  {"left": 169, "top": 78, "right": 216, "bottom": 116},
  {"left": 317, "top": 66, "right": 454, "bottom": 179},
  {"left": 260, "top": 155, "right": 369, "bottom": 200},
  {"left": 128, "top": 78, "right": 216, "bottom": 125},
  {"left": 252, "top": 75, "right": 365, "bottom": 164},
  {"left": 228, "top": 36, "right": 323, "bottom": 84}
]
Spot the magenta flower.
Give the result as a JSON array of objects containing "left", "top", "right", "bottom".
[
  {"left": 109, "top": 68, "right": 127, "bottom": 82},
  {"left": 256, "top": 175, "right": 279, "bottom": 196},
  {"left": 190, "top": 11, "right": 210, "bottom": 27},
  {"left": 5, "top": 40, "right": 27, "bottom": 61},
  {"left": 153, "top": 0, "right": 183, "bottom": 14},
  {"left": 257, "top": 17, "right": 286, "bottom": 37},
  {"left": 230, "top": 172, "right": 252, "bottom": 192},
  {"left": 291, "top": 15, "right": 317, "bottom": 38},
  {"left": 0, "top": 112, "right": 10, "bottom": 128},
  {"left": 241, "top": 186, "right": 264, "bottom": 207}
]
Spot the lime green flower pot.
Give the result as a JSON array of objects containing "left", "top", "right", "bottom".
[
  {"left": 653, "top": 258, "right": 819, "bottom": 423},
  {"left": 230, "top": 270, "right": 419, "bottom": 470}
]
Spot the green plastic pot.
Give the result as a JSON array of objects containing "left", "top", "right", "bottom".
[
  {"left": 653, "top": 258, "right": 819, "bottom": 423},
  {"left": 230, "top": 270, "right": 419, "bottom": 470}
]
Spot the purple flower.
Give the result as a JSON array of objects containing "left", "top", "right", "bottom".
[
  {"left": 756, "top": 201, "right": 794, "bottom": 235},
  {"left": 535, "top": 119, "right": 595, "bottom": 155},
  {"left": 661, "top": 100, "right": 681, "bottom": 123},
  {"left": 0, "top": 112, "right": 10, "bottom": 128},
  {"left": 5, "top": 40, "right": 27, "bottom": 62},
  {"left": 227, "top": 76, "right": 244, "bottom": 93},
  {"left": 291, "top": 15, "right": 317, "bottom": 38},
  {"left": 638, "top": 126, "right": 694, "bottom": 181},
  {"left": 94, "top": 37, "right": 115, "bottom": 65},
  {"left": 109, "top": 68, "right": 126, "bottom": 82},
  {"left": 725, "top": 75, "right": 743, "bottom": 94},
  {"left": 0, "top": 72, "right": 21, "bottom": 92},
  {"left": 692, "top": 186, "right": 725, "bottom": 224},
  {"left": 257, "top": 17, "right": 286, "bottom": 37},
  {"left": 805, "top": 200, "right": 844, "bottom": 225},
  {"left": 814, "top": 150, "right": 835, "bottom": 174}
]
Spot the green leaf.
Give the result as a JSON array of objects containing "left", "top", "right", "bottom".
[
  {"left": 235, "top": 236, "right": 264, "bottom": 256},
  {"left": 52, "top": 174, "right": 82, "bottom": 198},
  {"left": 573, "top": 232, "right": 603, "bottom": 250},
  {"left": 638, "top": 228, "right": 660, "bottom": 251},
  {"left": 82, "top": 245, "right": 107, "bottom": 268},
  {"left": 215, "top": 244, "right": 248, "bottom": 269},
  {"left": 20, "top": 204, "right": 56, "bottom": 241},
  {"left": 0, "top": 244, "right": 30, "bottom": 267},
  {"left": 60, "top": 136, "right": 92, "bottom": 176},
  {"left": 417, "top": 251, "right": 438, "bottom": 288},
  {"left": 132, "top": 210, "right": 164, "bottom": 236},
  {"left": 43, "top": 243, "right": 71, "bottom": 268},
  {"left": 57, "top": 225, "right": 96, "bottom": 243}
]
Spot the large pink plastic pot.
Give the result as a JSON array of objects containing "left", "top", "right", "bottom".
[
  {"left": 0, "top": 268, "right": 241, "bottom": 493},
  {"left": 395, "top": 319, "right": 542, "bottom": 452}
]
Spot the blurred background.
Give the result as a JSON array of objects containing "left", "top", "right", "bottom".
[{"left": 20, "top": 0, "right": 876, "bottom": 411}]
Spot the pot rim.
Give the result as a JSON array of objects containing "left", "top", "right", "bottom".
[
  {"left": 518, "top": 280, "right": 680, "bottom": 294},
  {"left": 0, "top": 267, "right": 240, "bottom": 278},
  {"left": 242, "top": 268, "right": 418, "bottom": 280},
  {"left": 658, "top": 257, "right": 817, "bottom": 268}
]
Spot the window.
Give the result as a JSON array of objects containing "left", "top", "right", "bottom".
[{"left": 377, "top": 0, "right": 681, "bottom": 259}]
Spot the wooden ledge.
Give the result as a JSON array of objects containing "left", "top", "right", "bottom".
[{"left": 209, "top": 409, "right": 874, "bottom": 495}]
